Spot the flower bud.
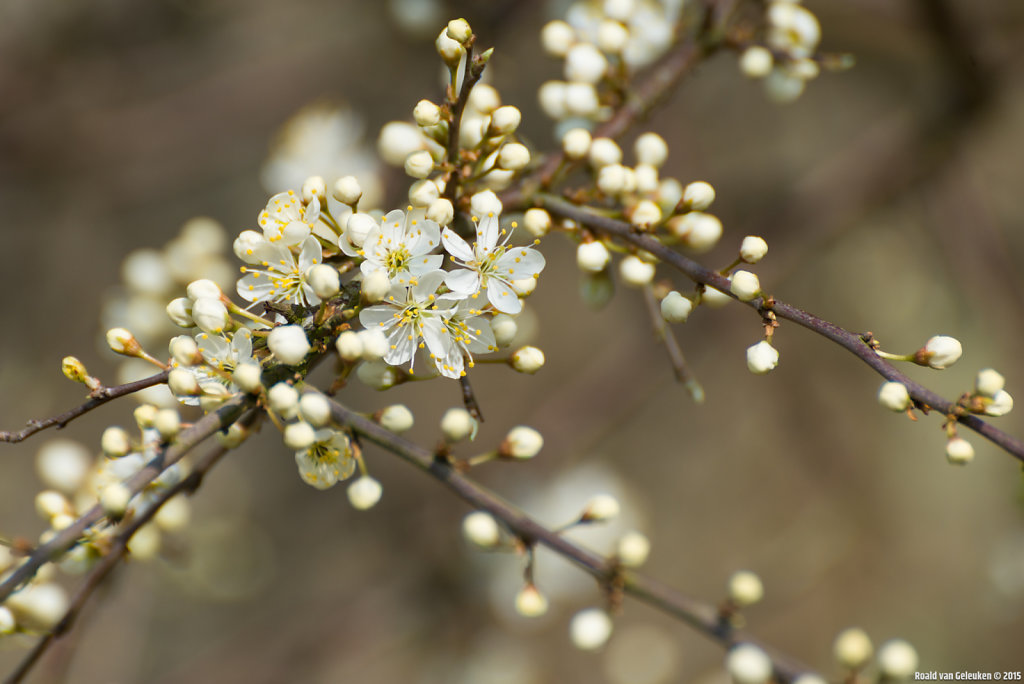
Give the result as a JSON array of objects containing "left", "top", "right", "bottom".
[
  {"left": 635, "top": 132, "right": 669, "bottom": 168},
  {"left": 106, "top": 328, "right": 142, "bottom": 357},
  {"left": 436, "top": 27, "right": 465, "bottom": 67},
  {"left": 514, "top": 584, "right": 548, "bottom": 617},
  {"left": 730, "top": 270, "right": 761, "bottom": 301},
  {"left": 154, "top": 495, "right": 190, "bottom": 532},
  {"left": 523, "top": 208, "right": 552, "bottom": 237},
  {"left": 667, "top": 212, "right": 723, "bottom": 253},
  {"left": 191, "top": 297, "right": 230, "bottom": 334},
  {"left": 378, "top": 121, "right": 425, "bottom": 166},
  {"left": 61, "top": 356, "right": 100, "bottom": 391},
  {"left": 702, "top": 285, "right": 732, "bottom": 308},
  {"left": 426, "top": 198, "right": 454, "bottom": 226},
  {"left": 379, "top": 405, "right": 414, "bottom": 433},
  {"left": 510, "top": 346, "right": 545, "bottom": 374},
  {"left": 660, "top": 291, "right": 693, "bottom": 323},
  {"left": 597, "top": 19, "right": 629, "bottom": 53},
  {"left": 746, "top": 341, "right": 780, "bottom": 375},
  {"left": 975, "top": 368, "right": 1005, "bottom": 397},
  {"left": 404, "top": 149, "right": 435, "bottom": 179},
  {"left": 361, "top": 270, "right": 392, "bottom": 304},
  {"left": 877, "top": 639, "right": 919, "bottom": 680},
  {"left": 727, "top": 644, "right": 773, "bottom": 684},
  {"left": 268, "top": 325, "right": 311, "bottom": 366},
  {"left": 186, "top": 278, "right": 222, "bottom": 302},
  {"left": 682, "top": 181, "right": 716, "bottom": 210},
  {"left": 301, "top": 175, "right": 326, "bottom": 203},
  {"left": 570, "top": 609, "right": 613, "bottom": 650},
  {"left": 462, "top": 511, "right": 500, "bottom": 547},
  {"left": 577, "top": 241, "right": 611, "bottom": 273},
  {"left": 877, "top": 381, "right": 911, "bottom": 412},
  {"left": 101, "top": 426, "right": 131, "bottom": 458},
  {"left": 335, "top": 331, "right": 363, "bottom": 361},
  {"left": 441, "top": 408, "right": 477, "bottom": 442},
  {"left": 497, "top": 143, "right": 531, "bottom": 171},
  {"left": 617, "top": 531, "right": 651, "bottom": 567},
  {"left": 233, "top": 362, "right": 262, "bottom": 394},
  {"left": 740, "top": 45, "right": 774, "bottom": 78},
  {"left": 413, "top": 99, "right": 442, "bottom": 127},
  {"left": 166, "top": 297, "right": 194, "bottom": 328},
  {"left": 634, "top": 163, "right": 659, "bottom": 193},
  {"left": 283, "top": 421, "right": 316, "bottom": 450},
  {"left": 35, "top": 490, "right": 71, "bottom": 520},
  {"left": 581, "top": 494, "right": 620, "bottom": 522},
  {"left": 565, "top": 43, "right": 608, "bottom": 84},
  {"left": 333, "top": 175, "right": 363, "bottom": 205},
  {"left": 134, "top": 405, "right": 158, "bottom": 429},
  {"left": 154, "top": 408, "right": 181, "bottom": 440},
  {"left": 945, "top": 436, "right": 974, "bottom": 465},
  {"left": 446, "top": 18, "right": 472, "bottom": 44},
  {"left": 169, "top": 335, "right": 202, "bottom": 366},
  {"left": 467, "top": 83, "right": 500, "bottom": 114},
  {"left": 834, "top": 627, "right": 873, "bottom": 670},
  {"left": 100, "top": 483, "right": 132, "bottom": 518},
  {"left": 629, "top": 200, "right": 662, "bottom": 229},
  {"left": 538, "top": 80, "right": 568, "bottom": 120},
  {"left": 491, "top": 314, "right": 518, "bottom": 348},
  {"left": 267, "top": 382, "right": 300, "bottom": 418},
  {"left": 470, "top": 190, "right": 503, "bottom": 219},
  {"left": 541, "top": 20, "right": 575, "bottom": 57},
  {"left": 984, "top": 390, "right": 1013, "bottom": 417},
  {"left": 728, "top": 570, "right": 764, "bottom": 607},
  {"left": 489, "top": 105, "right": 522, "bottom": 135},
  {"left": 589, "top": 137, "right": 623, "bottom": 168},
  {"left": 917, "top": 335, "right": 962, "bottom": 370},
  {"left": 299, "top": 393, "right": 332, "bottom": 427},
  {"left": 36, "top": 439, "right": 90, "bottom": 494},
  {"left": 562, "top": 127, "right": 592, "bottom": 160},
  {"left": 617, "top": 255, "right": 654, "bottom": 286},
  {"left": 307, "top": 264, "right": 340, "bottom": 299},
  {"left": 358, "top": 328, "right": 389, "bottom": 361},
  {"left": 348, "top": 475, "right": 383, "bottom": 510},
  {"left": 344, "top": 212, "right": 377, "bottom": 249},
  {"left": 740, "top": 236, "right": 769, "bottom": 263},
  {"left": 565, "top": 82, "right": 599, "bottom": 116},
  {"left": 167, "top": 368, "right": 201, "bottom": 397},
  {"left": 500, "top": 426, "right": 544, "bottom": 459}
]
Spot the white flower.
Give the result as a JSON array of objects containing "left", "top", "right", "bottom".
[
  {"left": 295, "top": 428, "right": 355, "bottom": 489},
  {"left": 177, "top": 329, "right": 255, "bottom": 406},
  {"left": 236, "top": 236, "right": 323, "bottom": 306},
  {"left": 347, "top": 208, "right": 443, "bottom": 285},
  {"left": 442, "top": 212, "right": 546, "bottom": 315},
  {"left": 257, "top": 190, "right": 320, "bottom": 247},
  {"left": 358, "top": 270, "right": 455, "bottom": 375}
]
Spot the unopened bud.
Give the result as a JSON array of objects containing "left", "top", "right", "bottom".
[{"left": 62, "top": 356, "right": 101, "bottom": 391}]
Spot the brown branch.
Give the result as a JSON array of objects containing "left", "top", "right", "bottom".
[
  {"left": 326, "top": 396, "right": 819, "bottom": 683},
  {"left": 0, "top": 393, "right": 255, "bottom": 604},
  {"left": 0, "top": 371, "right": 171, "bottom": 444},
  {"left": 536, "top": 193, "right": 1024, "bottom": 464}
]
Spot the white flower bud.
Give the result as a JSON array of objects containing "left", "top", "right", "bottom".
[
  {"left": 511, "top": 276, "right": 537, "bottom": 296},
  {"left": 468, "top": 84, "right": 501, "bottom": 114},
  {"left": 946, "top": 436, "right": 975, "bottom": 465},
  {"left": 604, "top": 0, "right": 635, "bottom": 22},
  {"left": 740, "top": 45, "right": 774, "bottom": 78},
  {"left": 301, "top": 175, "right": 326, "bottom": 204},
  {"left": 462, "top": 511, "right": 500, "bottom": 547},
  {"left": 126, "top": 524, "right": 160, "bottom": 560},
  {"left": 730, "top": 270, "right": 761, "bottom": 301},
  {"left": 577, "top": 241, "right": 611, "bottom": 273},
  {"left": 489, "top": 106, "right": 522, "bottom": 135},
  {"left": 217, "top": 422, "right": 249, "bottom": 449},
  {"left": 541, "top": 20, "right": 575, "bottom": 57},
  {"left": 378, "top": 121, "right": 426, "bottom": 166},
  {"left": 168, "top": 368, "right": 201, "bottom": 397},
  {"left": 562, "top": 127, "right": 592, "bottom": 159},
  {"left": 635, "top": 132, "right": 669, "bottom": 168},
  {"left": 155, "top": 408, "right": 181, "bottom": 440},
  {"left": 683, "top": 181, "right": 716, "bottom": 211},
  {"left": 491, "top": 314, "right": 518, "bottom": 348},
  {"left": 657, "top": 177, "right": 684, "bottom": 208},
  {"left": 746, "top": 341, "right": 780, "bottom": 375},
  {"left": 306, "top": 264, "right": 340, "bottom": 300},
  {"left": 35, "top": 490, "right": 70, "bottom": 520},
  {"left": 470, "top": 190, "right": 503, "bottom": 218},
  {"left": 186, "top": 278, "right": 222, "bottom": 302},
  {"left": 267, "top": 382, "right": 299, "bottom": 418},
  {"left": 191, "top": 297, "right": 230, "bottom": 334},
  {"left": 921, "top": 335, "right": 962, "bottom": 370},
  {"left": 298, "top": 393, "right": 332, "bottom": 427},
  {"left": 740, "top": 236, "right": 769, "bottom": 263},
  {"left": 565, "top": 43, "right": 608, "bottom": 84},
  {"left": 100, "top": 482, "right": 132, "bottom": 518},
  {"left": 233, "top": 229, "right": 267, "bottom": 264},
  {"left": 878, "top": 381, "right": 911, "bottom": 412},
  {"left": 570, "top": 609, "right": 613, "bottom": 650},
  {"left": 729, "top": 570, "right": 764, "bottom": 607},
  {"left": 522, "top": 208, "right": 551, "bottom": 238},
  {"left": 348, "top": 475, "right": 383, "bottom": 510},
  {"left": 496, "top": 143, "right": 530, "bottom": 172},
  {"left": 589, "top": 137, "right": 623, "bottom": 168},
  {"left": 441, "top": 408, "right": 477, "bottom": 442},
  {"left": 727, "top": 643, "right": 773, "bottom": 684},
  {"left": 358, "top": 328, "right": 390, "bottom": 361},
  {"left": 617, "top": 531, "right": 651, "bottom": 567},
  {"left": 169, "top": 335, "right": 201, "bottom": 367},
  {"left": 447, "top": 18, "right": 472, "bottom": 43},
  {"left": 481, "top": 168, "right": 514, "bottom": 191},
  {"left": 702, "top": 284, "right": 732, "bottom": 308},
  {"left": 413, "top": 99, "right": 442, "bottom": 127},
  {"left": 166, "top": 297, "right": 194, "bottom": 328},
  {"left": 333, "top": 175, "right": 363, "bottom": 205},
  {"left": 335, "top": 331, "right": 364, "bottom": 361},
  {"left": 634, "top": 163, "right": 659, "bottom": 194},
  {"left": 35, "top": 440, "right": 90, "bottom": 494},
  {"left": 667, "top": 212, "right": 723, "bottom": 253},
  {"left": 975, "top": 368, "right": 1005, "bottom": 397},
  {"left": 792, "top": 676, "right": 828, "bottom": 684},
  {"left": 435, "top": 27, "right": 465, "bottom": 67},
  {"left": 0, "top": 607, "right": 15, "bottom": 635},
  {"left": 597, "top": 19, "right": 629, "bottom": 54},
  {"left": 597, "top": 163, "right": 630, "bottom": 196},
  {"left": 6, "top": 583, "right": 68, "bottom": 631},
  {"left": 154, "top": 495, "right": 190, "bottom": 532},
  {"left": 538, "top": 80, "right": 569, "bottom": 120},
  {"left": 514, "top": 584, "right": 548, "bottom": 617},
  {"left": 877, "top": 639, "right": 919, "bottom": 679},
  {"left": 134, "top": 404, "right": 158, "bottom": 429},
  {"left": 834, "top": 627, "right": 873, "bottom": 669},
  {"left": 106, "top": 327, "right": 140, "bottom": 356},
  {"left": 233, "top": 361, "right": 262, "bottom": 394},
  {"left": 426, "top": 198, "right": 455, "bottom": 226},
  {"left": 630, "top": 201, "right": 662, "bottom": 230},
  {"left": 582, "top": 494, "right": 620, "bottom": 521},
  {"left": 404, "top": 149, "right": 435, "bottom": 179},
  {"left": 379, "top": 405, "right": 414, "bottom": 433},
  {"left": 619, "top": 255, "right": 656, "bottom": 287},
  {"left": 564, "top": 82, "right": 599, "bottom": 116},
  {"left": 361, "top": 270, "right": 391, "bottom": 304},
  {"left": 408, "top": 179, "right": 439, "bottom": 207},
  {"left": 501, "top": 426, "right": 544, "bottom": 459},
  {"left": 660, "top": 291, "right": 693, "bottom": 323},
  {"left": 984, "top": 389, "right": 1013, "bottom": 417},
  {"left": 510, "top": 346, "right": 545, "bottom": 374},
  {"left": 102, "top": 426, "right": 131, "bottom": 458},
  {"left": 345, "top": 212, "right": 377, "bottom": 249},
  {"left": 283, "top": 421, "right": 317, "bottom": 450},
  {"left": 268, "top": 325, "right": 311, "bottom": 366}
]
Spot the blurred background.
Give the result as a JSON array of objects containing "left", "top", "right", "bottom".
[{"left": 1, "top": 0, "right": 1023, "bottom": 682}]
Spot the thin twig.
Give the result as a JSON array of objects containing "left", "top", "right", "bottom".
[
  {"left": 641, "top": 285, "right": 704, "bottom": 402},
  {"left": 536, "top": 194, "right": 1024, "bottom": 463},
  {"left": 459, "top": 375, "right": 484, "bottom": 422},
  {"left": 326, "top": 396, "right": 819, "bottom": 683},
  {"left": 0, "top": 371, "right": 171, "bottom": 444}
]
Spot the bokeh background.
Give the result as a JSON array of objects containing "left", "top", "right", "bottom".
[{"left": 2, "top": 0, "right": 1024, "bottom": 682}]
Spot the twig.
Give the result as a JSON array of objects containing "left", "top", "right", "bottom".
[
  {"left": 536, "top": 193, "right": 1024, "bottom": 463},
  {"left": 641, "top": 285, "right": 705, "bottom": 402},
  {"left": 459, "top": 375, "right": 484, "bottom": 422},
  {"left": 0, "top": 394, "right": 254, "bottom": 604},
  {"left": 326, "top": 396, "right": 819, "bottom": 682},
  {"left": 0, "top": 371, "right": 171, "bottom": 444}
]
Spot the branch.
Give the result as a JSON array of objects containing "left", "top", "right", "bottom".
[
  {"left": 536, "top": 193, "right": 1024, "bottom": 463},
  {"left": 0, "top": 393, "right": 255, "bottom": 604},
  {"left": 0, "top": 371, "right": 171, "bottom": 444},
  {"left": 326, "top": 396, "right": 819, "bottom": 683}
]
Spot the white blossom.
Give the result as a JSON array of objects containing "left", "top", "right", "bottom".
[{"left": 294, "top": 428, "right": 355, "bottom": 489}]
